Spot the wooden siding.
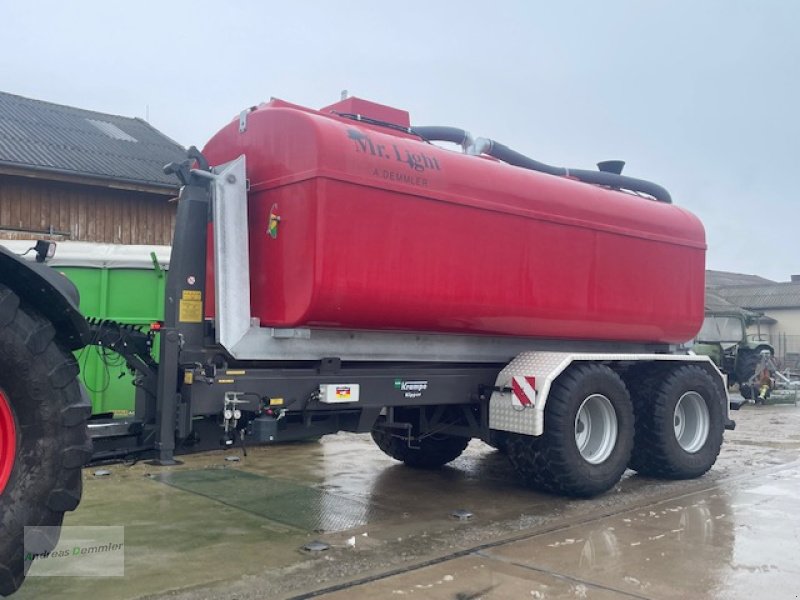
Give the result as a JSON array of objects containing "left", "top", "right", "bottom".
[{"left": 0, "top": 174, "right": 177, "bottom": 245}]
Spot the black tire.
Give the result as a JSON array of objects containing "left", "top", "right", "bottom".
[
  {"left": 371, "top": 416, "right": 470, "bottom": 469},
  {"left": 0, "top": 285, "right": 92, "bottom": 596},
  {"left": 506, "top": 364, "right": 634, "bottom": 498},
  {"left": 739, "top": 383, "right": 754, "bottom": 400},
  {"left": 488, "top": 430, "right": 509, "bottom": 454},
  {"left": 735, "top": 351, "right": 761, "bottom": 387},
  {"left": 628, "top": 365, "right": 723, "bottom": 479}
]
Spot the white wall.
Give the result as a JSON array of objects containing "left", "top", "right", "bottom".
[{"left": 747, "top": 308, "right": 800, "bottom": 362}]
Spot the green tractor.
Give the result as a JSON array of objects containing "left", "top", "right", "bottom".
[{"left": 693, "top": 310, "right": 774, "bottom": 399}]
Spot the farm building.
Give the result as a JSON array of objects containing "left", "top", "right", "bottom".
[
  {"left": 708, "top": 270, "right": 800, "bottom": 368},
  {"left": 0, "top": 90, "right": 185, "bottom": 245}
]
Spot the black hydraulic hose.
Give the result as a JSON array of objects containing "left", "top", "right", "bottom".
[
  {"left": 375, "top": 119, "right": 672, "bottom": 203},
  {"left": 411, "top": 126, "right": 472, "bottom": 146},
  {"left": 562, "top": 168, "right": 672, "bottom": 204},
  {"left": 483, "top": 139, "right": 672, "bottom": 203},
  {"left": 483, "top": 140, "right": 566, "bottom": 176}
]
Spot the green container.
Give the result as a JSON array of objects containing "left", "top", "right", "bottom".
[
  {"left": 65, "top": 267, "right": 166, "bottom": 415},
  {"left": 29, "top": 242, "right": 171, "bottom": 416}
]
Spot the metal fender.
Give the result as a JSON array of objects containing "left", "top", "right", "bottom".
[
  {"left": 0, "top": 245, "right": 90, "bottom": 350},
  {"left": 489, "top": 352, "right": 730, "bottom": 436}
]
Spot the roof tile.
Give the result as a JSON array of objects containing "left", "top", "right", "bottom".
[
  {"left": 714, "top": 282, "right": 800, "bottom": 309},
  {"left": 0, "top": 91, "right": 186, "bottom": 189}
]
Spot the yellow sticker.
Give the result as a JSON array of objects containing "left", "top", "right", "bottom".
[
  {"left": 182, "top": 290, "right": 202, "bottom": 300},
  {"left": 179, "top": 298, "right": 202, "bottom": 323},
  {"left": 226, "top": 370, "right": 246, "bottom": 375},
  {"left": 183, "top": 371, "right": 194, "bottom": 385},
  {"left": 217, "top": 379, "right": 235, "bottom": 384},
  {"left": 269, "top": 398, "right": 284, "bottom": 406}
]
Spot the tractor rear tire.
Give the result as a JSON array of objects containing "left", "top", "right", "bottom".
[
  {"left": 0, "top": 285, "right": 92, "bottom": 596},
  {"left": 628, "top": 365, "right": 724, "bottom": 479},
  {"left": 371, "top": 417, "right": 469, "bottom": 469},
  {"left": 735, "top": 352, "right": 761, "bottom": 388},
  {"left": 506, "top": 364, "right": 634, "bottom": 497}
]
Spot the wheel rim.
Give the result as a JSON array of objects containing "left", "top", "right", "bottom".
[
  {"left": 574, "top": 394, "right": 618, "bottom": 464},
  {"left": 0, "top": 389, "right": 16, "bottom": 495},
  {"left": 674, "top": 391, "right": 710, "bottom": 453}
]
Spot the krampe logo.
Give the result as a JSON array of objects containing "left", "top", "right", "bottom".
[{"left": 394, "top": 380, "right": 428, "bottom": 399}]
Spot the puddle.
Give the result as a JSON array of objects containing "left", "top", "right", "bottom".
[{"left": 153, "top": 467, "right": 391, "bottom": 532}]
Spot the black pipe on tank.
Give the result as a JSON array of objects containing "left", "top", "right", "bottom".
[
  {"left": 408, "top": 126, "right": 672, "bottom": 203},
  {"left": 478, "top": 140, "right": 566, "bottom": 176},
  {"left": 411, "top": 126, "right": 473, "bottom": 147},
  {"left": 478, "top": 138, "right": 672, "bottom": 203},
  {"left": 562, "top": 168, "right": 672, "bottom": 204}
]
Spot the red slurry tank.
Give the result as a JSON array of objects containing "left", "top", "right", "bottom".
[{"left": 202, "top": 97, "right": 705, "bottom": 344}]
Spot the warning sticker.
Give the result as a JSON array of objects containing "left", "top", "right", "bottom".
[
  {"left": 179, "top": 289, "right": 202, "bottom": 323},
  {"left": 319, "top": 384, "right": 360, "bottom": 403}
]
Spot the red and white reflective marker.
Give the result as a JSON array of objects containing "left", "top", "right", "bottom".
[
  {"left": 0, "top": 390, "right": 16, "bottom": 495},
  {"left": 511, "top": 376, "right": 537, "bottom": 407}
]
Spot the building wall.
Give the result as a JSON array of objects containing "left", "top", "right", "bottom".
[
  {"left": 0, "top": 174, "right": 177, "bottom": 245},
  {"left": 746, "top": 307, "right": 800, "bottom": 367}
]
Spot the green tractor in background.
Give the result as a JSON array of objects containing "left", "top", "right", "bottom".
[{"left": 693, "top": 306, "right": 774, "bottom": 400}]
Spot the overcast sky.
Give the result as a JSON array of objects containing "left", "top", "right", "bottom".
[{"left": 2, "top": 1, "right": 797, "bottom": 280}]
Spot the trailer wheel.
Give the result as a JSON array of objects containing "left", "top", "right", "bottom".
[
  {"left": 628, "top": 365, "right": 723, "bottom": 479},
  {"left": 0, "top": 285, "right": 92, "bottom": 596},
  {"left": 371, "top": 416, "right": 470, "bottom": 469},
  {"left": 507, "top": 364, "right": 633, "bottom": 497},
  {"left": 488, "top": 430, "right": 509, "bottom": 454}
]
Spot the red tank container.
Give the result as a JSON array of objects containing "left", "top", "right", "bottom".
[{"left": 201, "top": 98, "right": 705, "bottom": 344}]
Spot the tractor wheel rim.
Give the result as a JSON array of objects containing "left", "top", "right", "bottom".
[
  {"left": 674, "top": 391, "right": 710, "bottom": 453},
  {"left": 0, "top": 389, "right": 16, "bottom": 495},
  {"left": 574, "top": 394, "right": 617, "bottom": 465}
]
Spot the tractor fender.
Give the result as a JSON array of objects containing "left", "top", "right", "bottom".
[
  {"left": 753, "top": 343, "right": 775, "bottom": 356},
  {"left": 0, "top": 245, "right": 90, "bottom": 351}
]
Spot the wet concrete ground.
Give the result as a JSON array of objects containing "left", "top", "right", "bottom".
[{"left": 14, "top": 402, "right": 800, "bottom": 600}]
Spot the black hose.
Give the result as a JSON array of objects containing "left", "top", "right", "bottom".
[
  {"left": 482, "top": 141, "right": 566, "bottom": 176},
  {"left": 483, "top": 139, "right": 671, "bottom": 203},
  {"left": 411, "top": 126, "right": 471, "bottom": 146},
  {"left": 563, "top": 168, "right": 672, "bottom": 204},
  {"left": 332, "top": 112, "right": 414, "bottom": 136},
  {"left": 377, "top": 119, "right": 672, "bottom": 203}
]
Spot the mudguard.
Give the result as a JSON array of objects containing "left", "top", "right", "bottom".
[{"left": 0, "top": 245, "right": 90, "bottom": 350}]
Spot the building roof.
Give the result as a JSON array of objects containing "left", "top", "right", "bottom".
[
  {"left": 705, "top": 269, "right": 775, "bottom": 287},
  {"left": 705, "top": 289, "right": 746, "bottom": 314},
  {"left": 714, "top": 282, "right": 800, "bottom": 310},
  {"left": 0, "top": 90, "right": 185, "bottom": 192}
]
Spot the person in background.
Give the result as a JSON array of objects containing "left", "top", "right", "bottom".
[{"left": 756, "top": 350, "right": 776, "bottom": 403}]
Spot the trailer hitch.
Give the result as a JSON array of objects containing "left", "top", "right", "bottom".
[{"left": 85, "top": 318, "right": 159, "bottom": 398}]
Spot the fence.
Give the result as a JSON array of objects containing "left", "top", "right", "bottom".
[{"left": 762, "top": 334, "right": 800, "bottom": 371}]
